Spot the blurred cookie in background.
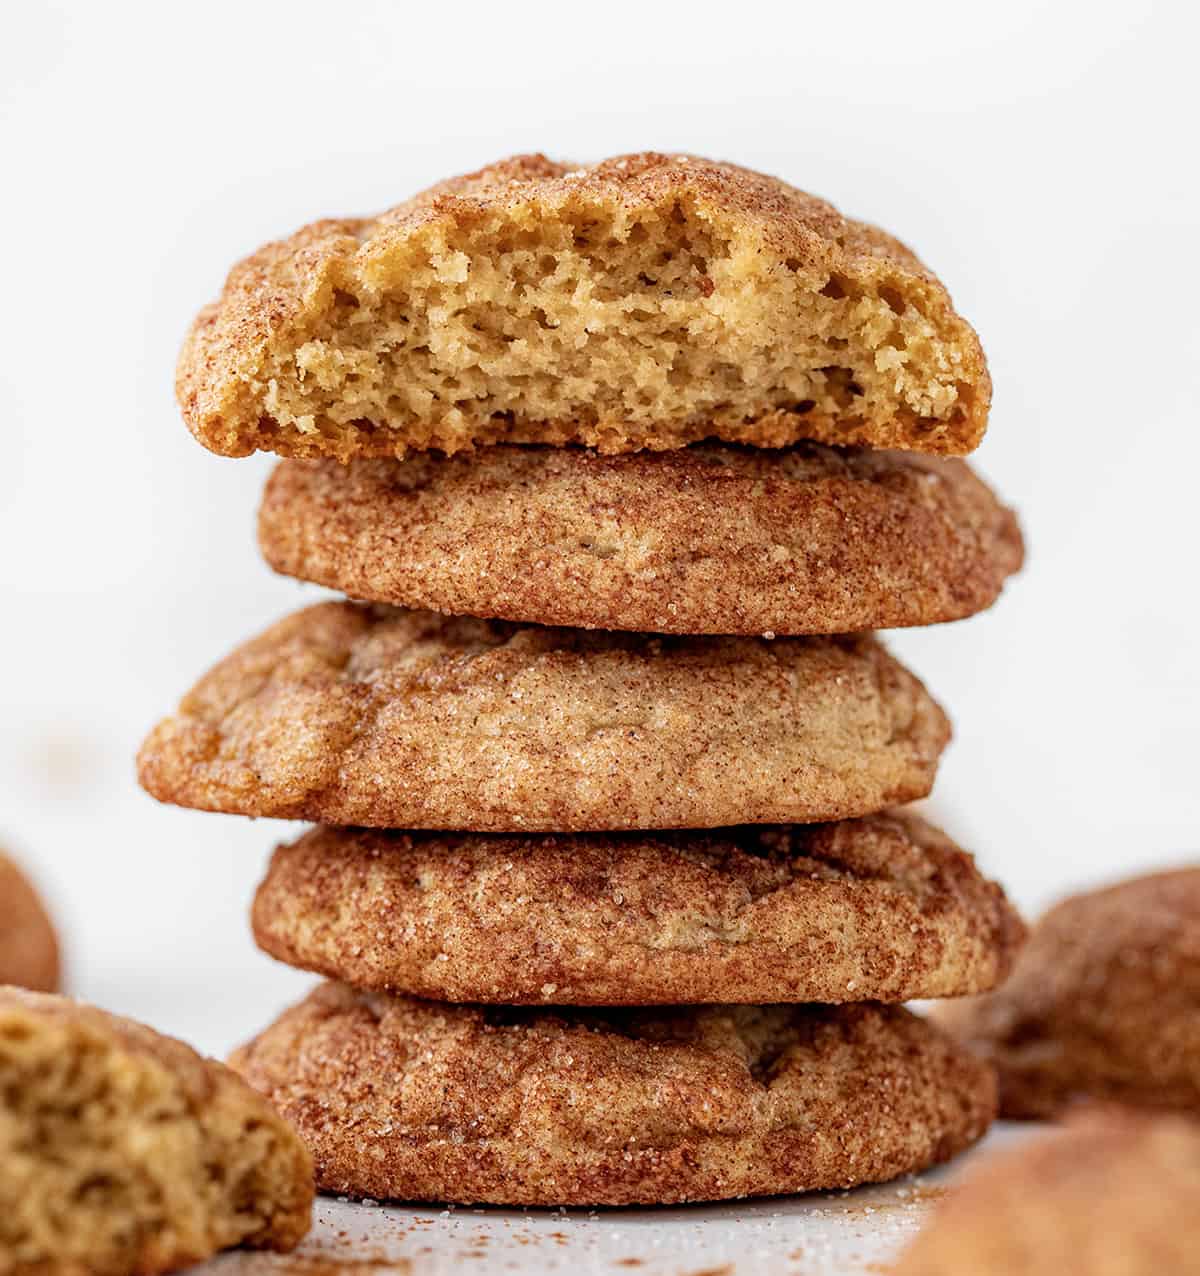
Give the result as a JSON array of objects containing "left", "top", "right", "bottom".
[
  {"left": 892, "top": 1109, "right": 1200, "bottom": 1274},
  {"left": 939, "top": 867, "right": 1200, "bottom": 1117},
  {"left": 0, "top": 849, "right": 61, "bottom": 992}
]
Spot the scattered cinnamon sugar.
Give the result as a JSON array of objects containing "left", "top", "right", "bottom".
[
  {"left": 231, "top": 1255, "right": 405, "bottom": 1275},
  {"left": 841, "top": 1181, "right": 948, "bottom": 1217}
]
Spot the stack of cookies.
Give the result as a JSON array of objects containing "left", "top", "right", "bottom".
[{"left": 139, "top": 153, "right": 1025, "bottom": 1207}]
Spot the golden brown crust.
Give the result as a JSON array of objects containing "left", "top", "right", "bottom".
[
  {"left": 136, "top": 602, "right": 950, "bottom": 832},
  {"left": 893, "top": 1110, "right": 1200, "bottom": 1274},
  {"left": 230, "top": 984, "right": 996, "bottom": 1206},
  {"left": 0, "top": 987, "right": 313, "bottom": 1274},
  {"left": 251, "top": 811, "right": 1024, "bottom": 1005},
  {"left": 178, "top": 153, "right": 989, "bottom": 461},
  {"left": 0, "top": 852, "right": 60, "bottom": 994},
  {"left": 938, "top": 868, "right": 1200, "bottom": 1118},
  {"left": 259, "top": 445, "right": 1023, "bottom": 635}
]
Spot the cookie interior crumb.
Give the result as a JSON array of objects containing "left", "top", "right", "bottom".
[
  {"left": 0, "top": 994, "right": 311, "bottom": 1274},
  {"left": 182, "top": 154, "right": 989, "bottom": 460}
]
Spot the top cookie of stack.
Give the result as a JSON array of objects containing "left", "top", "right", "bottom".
[
  {"left": 180, "top": 151, "right": 1018, "bottom": 637},
  {"left": 181, "top": 153, "right": 990, "bottom": 462}
]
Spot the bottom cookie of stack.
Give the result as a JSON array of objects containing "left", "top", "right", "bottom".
[
  {"left": 231, "top": 811, "right": 1018, "bottom": 1206},
  {"left": 231, "top": 984, "right": 996, "bottom": 1207}
]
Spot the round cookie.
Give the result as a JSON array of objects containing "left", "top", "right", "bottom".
[
  {"left": 179, "top": 152, "right": 990, "bottom": 464},
  {"left": 938, "top": 867, "right": 1200, "bottom": 1118},
  {"left": 230, "top": 984, "right": 996, "bottom": 1206},
  {"left": 251, "top": 810, "right": 1024, "bottom": 1005},
  {"left": 259, "top": 445, "right": 1023, "bottom": 635},
  {"left": 893, "top": 1110, "right": 1200, "bottom": 1275},
  {"left": 0, "top": 987, "right": 312, "bottom": 1274},
  {"left": 137, "top": 602, "right": 950, "bottom": 832},
  {"left": 0, "top": 850, "right": 61, "bottom": 993}
]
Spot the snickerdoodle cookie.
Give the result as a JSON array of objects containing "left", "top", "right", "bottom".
[
  {"left": 0, "top": 851, "right": 60, "bottom": 993},
  {"left": 137, "top": 603, "right": 949, "bottom": 832},
  {"left": 251, "top": 811, "right": 1023, "bottom": 1005},
  {"left": 178, "top": 153, "right": 989, "bottom": 463},
  {"left": 0, "top": 987, "right": 312, "bottom": 1276},
  {"left": 259, "top": 445, "right": 1022, "bottom": 635},
  {"left": 893, "top": 1110, "right": 1200, "bottom": 1275},
  {"left": 939, "top": 867, "right": 1200, "bottom": 1118},
  {"left": 230, "top": 984, "right": 995, "bottom": 1206}
]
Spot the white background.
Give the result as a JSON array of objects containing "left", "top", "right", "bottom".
[{"left": 1, "top": 0, "right": 1197, "bottom": 1057}]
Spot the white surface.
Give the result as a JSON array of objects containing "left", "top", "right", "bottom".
[{"left": 206, "top": 1128, "right": 1037, "bottom": 1276}]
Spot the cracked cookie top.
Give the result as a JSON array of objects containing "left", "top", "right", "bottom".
[
  {"left": 230, "top": 983, "right": 995, "bottom": 1205},
  {"left": 137, "top": 602, "right": 950, "bottom": 831},
  {"left": 259, "top": 443, "right": 1022, "bottom": 635},
  {"left": 251, "top": 811, "right": 1023, "bottom": 1004}
]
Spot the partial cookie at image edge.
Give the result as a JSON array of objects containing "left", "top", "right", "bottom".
[
  {"left": 0, "top": 987, "right": 313, "bottom": 1274},
  {"left": 892, "top": 1109, "right": 1200, "bottom": 1274},
  {"left": 938, "top": 867, "right": 1200, "bottom": 1118},
  {"left": 0, "top": 850, "right": 61, "bottom": 994}
]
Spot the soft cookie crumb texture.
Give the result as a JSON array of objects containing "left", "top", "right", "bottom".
[
  {"left": 0, "top": 988, "right": 313, "bottom": 1276},
  {"left": 179, "top": 154, "right": 990, "bottom": 460}
]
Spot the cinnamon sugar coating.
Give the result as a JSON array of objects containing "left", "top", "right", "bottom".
[
  {"left": 179, "top": 153, "right": 989, "bottom": 462},
  {"left": 136, "top": 603, "right": 950, "bottom": 832},
  {"left": 230, "top": 984, "right": 995, "bottom": 1206},
  {"left": 939, "top": 867, "right": 1200, "bottom": 1118},
  {"left": 251, "top": 811, "right": 1023, "bottom": 1005},
  {"left": 259, "top": 445, "right": 1022, "bottom": 635},
  {"left": 0, "top": 851, "right": 60, "bottom": 993}
]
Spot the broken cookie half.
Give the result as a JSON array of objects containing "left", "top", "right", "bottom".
[
  {"left": 178, "top": 152, "right": 990, "bottom": 462},
  {"left": 0, "top": 987, "right": 312, "bottom": 1276}
]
